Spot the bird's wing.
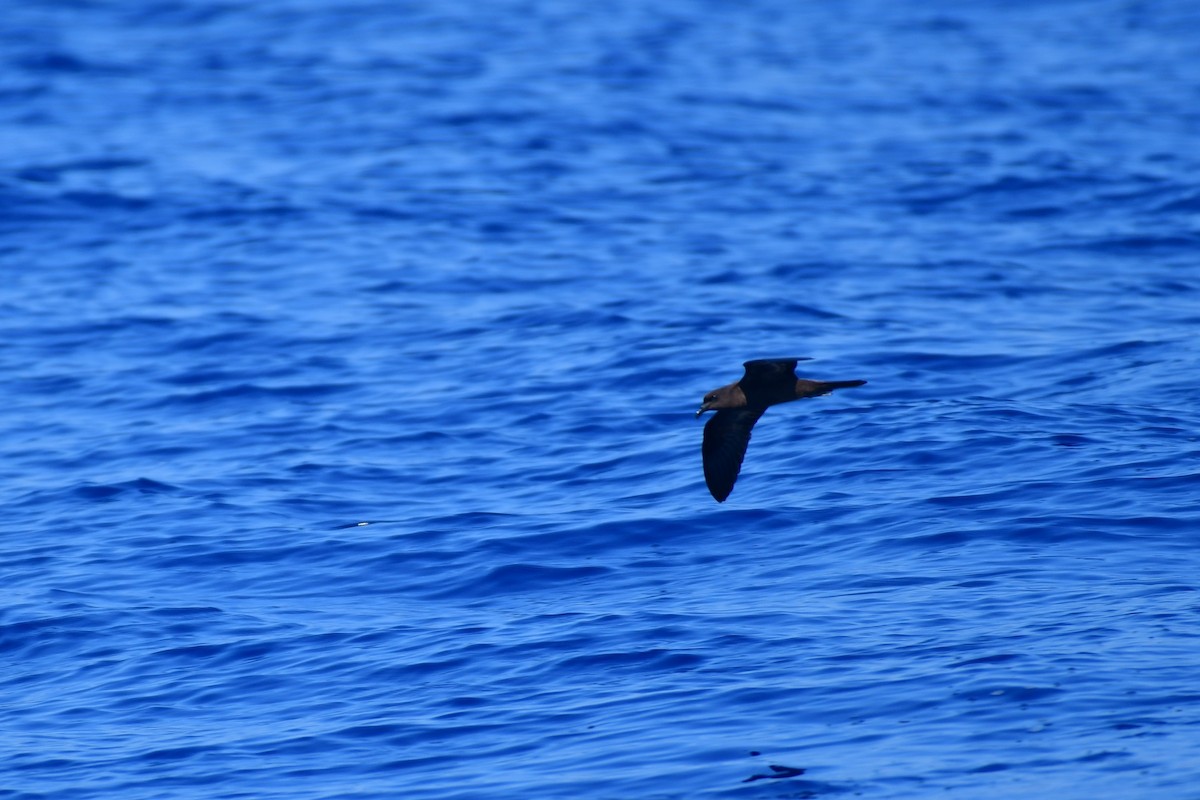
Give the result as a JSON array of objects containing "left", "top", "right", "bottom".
[
  {"left": 740, "top": 358, "right": 809, "bottom": 391},
  {"left": 702, "top": 407, "right": 766, "bottom": 502}
]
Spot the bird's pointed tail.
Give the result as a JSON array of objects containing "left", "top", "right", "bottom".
[{"left": 796, "top": 378, "right": 867, "bottom": 398}]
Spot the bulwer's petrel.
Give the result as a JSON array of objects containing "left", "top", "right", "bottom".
[{"left": 696, "top": 358, "right": 866, "bottom": 502}]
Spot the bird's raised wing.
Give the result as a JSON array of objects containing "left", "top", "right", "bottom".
[
  {"left": 740, "top": 357, "right": 809, "bottom": 391},
  {"left": 702, "top": 407, "right": 766, "bottom": 502}
]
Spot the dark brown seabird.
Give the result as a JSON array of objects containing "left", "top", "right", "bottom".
[{"left": 696, "top": 358, "right": 866, "bottom": 502}]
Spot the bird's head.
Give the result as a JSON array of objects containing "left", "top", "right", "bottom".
[{"left": 696, "top": 383, "right": 744, "bottom": 417}]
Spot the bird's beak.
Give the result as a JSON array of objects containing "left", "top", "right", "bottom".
[{"left": 695, "top": 403, "right": 710, "bottom": 418}]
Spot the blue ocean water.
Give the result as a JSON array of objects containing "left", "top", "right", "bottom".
[{"left": 3, "top": 0, "right": 1200, "bottom": 797}]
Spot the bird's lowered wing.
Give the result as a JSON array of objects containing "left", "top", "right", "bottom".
[{"left": 702, "top": 407, "right": 766, "bottom": 502}]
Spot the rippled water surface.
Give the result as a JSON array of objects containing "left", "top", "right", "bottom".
[{"left": 4, "top": 1, "right": 1200, "bottom": 798}]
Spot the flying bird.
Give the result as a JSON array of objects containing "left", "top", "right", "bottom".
[{"left": 696, "top": 358, "right": 866, "bottom": 502}]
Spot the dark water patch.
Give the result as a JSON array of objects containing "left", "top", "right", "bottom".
[
  {"left": 1158, "top": 192, "right": 1200, "bottom": 213},
  {"left": 557, "top": 648, "right": 704, "bottom": 672},
  {"left": 70, "top": 478, "right": 183, "bottom": 501},
  {"left": 14, "top": 52, "right": 94, "bottom": 73},
  {"left": 14, "top": 158, "right": 147, "bottom": 184},
  {"left": 1048, "top": 433, "right": 1092, "bottom": 447},
  {"left": 435, "top": 564, "right": 612, "bottom": 599},
  {"left": 1036, "top": 235, "right": 1200, "bottom": 256}
]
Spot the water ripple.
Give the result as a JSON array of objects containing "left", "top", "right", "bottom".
[{"left": 2, "top": 1, "right": 1200, "bottom": 799}]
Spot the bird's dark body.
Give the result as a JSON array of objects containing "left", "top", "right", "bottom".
[
  {"left": 739, "top": 358, "right": 805, "bottom": 406},
  {"left": 696, "top": 358, "right": 866, "bottom": 502}
]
